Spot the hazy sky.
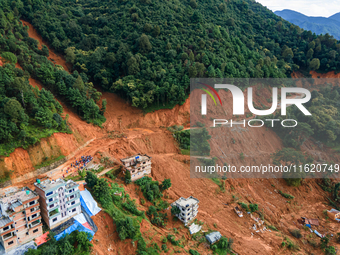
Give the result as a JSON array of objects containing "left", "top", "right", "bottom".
[{"left": 256, "top": 0, "right": 340, "bottom": 17}]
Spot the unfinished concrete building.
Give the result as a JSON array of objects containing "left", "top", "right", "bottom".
[
  {"left": 0, "top": 188, "right": 43, "bottom": 252},
  {"left": 34, "top": 179, "right": 81, "bottom": 229},
  {"left": 327, "top": 208, "right": 340, "bottom": 221},
  {"left": 120, "top": 154, "right": 152, "bottom": 181},
  {"left": 171, "top": 196, "right": 199, "bottom": 225}
]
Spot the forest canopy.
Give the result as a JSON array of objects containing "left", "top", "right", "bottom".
[
  {"left": 16, "top": 0, "right": 340, "bottom": 110},
  {"left": 0, "top": 3, "right": 106, "bottom": 156}
]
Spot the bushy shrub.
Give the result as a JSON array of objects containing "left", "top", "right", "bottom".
[
  {"left": 249, "top": 203, "right": 258, "bottom": 212},
  {"left": 290, "top": 229, "right": 302, "bottom": 239}
]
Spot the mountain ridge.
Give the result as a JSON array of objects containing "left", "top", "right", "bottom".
[{"left": 275, "top": 9, "right": 340, "bottom": 39}]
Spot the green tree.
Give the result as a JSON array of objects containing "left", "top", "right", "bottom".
[
  {"left": 171, "top": 206, "right": 180, "bottom": 216},
  {"left": 93, "top": 178, "right": 111, "bottom": 204},
  {"left": 219, "top": 3, "right": 227, "bottom": 12},
  {"left": 116, "top": 217, "right": 138, "bottom": 240},
  {"left": 125, "top": 170, "right": 131, "bottom": 184},
  {"left": 57, "top": 234, "right": 74, "bottom": 255},
  {"left": 76, "top": 231, "right": 93, "bottom": 252},
  {"left": 127, "top": 56, "right": 140, "bottom": 75},
  {"left": 65, "top": 47, "right": 76, "bottom": 64},
  {"left": 207, "top": 65, "right": 216, "bottom": 77},
  {"left": 325, "top": 246, "right": 336, "bottom": 255},
  {"left": 320, "top": 236, "right": 330, "bottom": 249},
  {"left": 160, "top": 179, "right": 171, "bottom": 191},
  {"left": 12, "top": 77, "right": 26, "bottom": 108},
  {"left": 188, "top": 65, "right": 197, "bottom": 78},
  {"left": 249, "top": 203, "right": 258, "bottom": 212},
  {"left": 309, "top": 58, "right": 320, "bottom": 70},
  {"left": 226, "top": 18, "right": 235, "bottom": 26},
  {"left": 306, "top": 48, "right": 314, "bottom": 59},
  {"left": 189, "top": 51, "right": 195, "bottom": 62},
  {"left": 73, "top": 76, "right": 85, "bottom": 92},
  {"left": 1, "top": 52, "right": 17, "bottom": 64},
  {"left": 202, "top": 55, "right": 210, "bottom": 66},
  {"left": 282, "top": 47, "right": 294, "bottom": 60},
  {"left": 85, "top": 171, "right": 98, "bottom": 189},
  {"left": 4, "top": 99, "right": 24, "bottom": 122},
  {"left": 139, "top": 34, "right": 152, "bottom": 52},
  {"left": 190, "top": 0, "right": 197, "bottom": 8},
  {"left": 41, "top": 45, "right": 49, "bottom": 56},
  {"left": 153, "top": 25, "right": 160, "bottom": 37},
  {"left": 101, "top": 98, "right": 107, "bottom": 114},
  {"left": 147, "top": 205, "right": 157, "bottom": 216}
]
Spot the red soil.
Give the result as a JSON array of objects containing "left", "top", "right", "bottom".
[
  {"left": 3, "top": 21, "right": 340, "bottom": 254},
  {"left": 21, "top": 20, "right": 71, "bottom": 72}
]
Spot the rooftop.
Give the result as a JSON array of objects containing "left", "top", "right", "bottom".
[
  {"left": 328, "top": 208, "right": 340, "bottom": 214},
  {"left": 0, "top": 187, "right": 37, "bottom": 205},
  {"left": 34, "top": 178, "right": 65, "bottom": 191},
  {"left": 0, "top": 216, "right": 12, "bottom": 228},
  {"left": 120, "top": 154, "right": 151, "bottom": 163},
  {"left": 65, "top": 180, "right": 79, "bottom": 190},
  {"left": 206, "top": 231, "right": 222, "bottom": 244},
  {"left": 0, "top": 187, "right": 38, "bottom": 227},
  {"left": 173, "top": 196, "right": 199, "bottom": 207}
]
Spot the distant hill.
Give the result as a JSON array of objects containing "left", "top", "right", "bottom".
[
  {"left": 329, "top": 12, "right": 340, "bottom": 23},
  {"left": 275, "top": 9, "right": 340, "bottom": 39}
]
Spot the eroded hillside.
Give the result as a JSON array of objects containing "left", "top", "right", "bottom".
[{"left": 2, "top": 21, "right": 340, "bottom": 255}]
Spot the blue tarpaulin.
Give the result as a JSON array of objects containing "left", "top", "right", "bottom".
[
  {"left": 54, "top": 220, "right": 95, "bottom": 241},
  {"left": 80, "top": 195, "right": 93, "bottom": 217},
  {"left": 305, "top": 224, "right": 311, "bottom": 228},
  {"left": 314, "top": 230, "right": 324, "bottom": 238},
  {"left": 80, "top": 189, "right": 101, "bottom": 217}
]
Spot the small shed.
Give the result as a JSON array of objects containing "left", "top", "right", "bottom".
[
  {"left": 189, "top": 223, "right": 202, "bottom": 235},
  {"left": 327, "top": 208, "right": 340, "bottom": 221},
  {"left": 301, "top": 217, "right": 319, "bottom": 226},
  {"left": 206, "top": 231, "right": 222, "bottom": 244}
]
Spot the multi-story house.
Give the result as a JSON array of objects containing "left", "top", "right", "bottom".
[
  {"left": 0, "top": 188, "right": 43, "bottom": 252},
  {"left": 120, "top": 154, "right": 152, "bottom": 182},
  {"left": 34, "top": 179, "right": 81, "bottom": 229},
  {"left": 171, "top": 196, "right": 199, "bottom": 225}
]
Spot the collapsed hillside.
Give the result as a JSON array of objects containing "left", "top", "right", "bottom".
[
  {"left": 1, "top": 19, "right": 340, "bottom": 255},
  {"left": 1, "top": 4, "right": 340, "bottom": 255}
]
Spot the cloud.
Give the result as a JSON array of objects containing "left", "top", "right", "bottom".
[{"left": 256, "top": 0, "right": 340, "bottom": 17}]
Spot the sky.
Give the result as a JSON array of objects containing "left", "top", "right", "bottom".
[{"left": 255, "top": 0, "right": 340, "bottom": 17}]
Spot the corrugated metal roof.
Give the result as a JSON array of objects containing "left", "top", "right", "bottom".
[
  {"left": 329, "top": 208, "right": 340, "bottom": 214},
  {"left": 0, "top": 217, "right": 12, "bottom": 228},
  {"left": 206, "top": 231, "right": 222, "bottom": 244},
  {"left": 12, "top": 201, "right": 22, "bottom": 208},
  {"left": 304, "top": 218, "right": 319, "bottom": 226}
]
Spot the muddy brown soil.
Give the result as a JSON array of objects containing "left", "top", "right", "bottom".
[{"left": 2, "top": 21, "right": 340, "bottom": 255}]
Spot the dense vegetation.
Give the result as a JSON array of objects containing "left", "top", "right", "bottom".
[
  {"left": 135, "top": 176, "right": 171, "bottom": 202},
  {"left": 85, "top": 172, "right": 173, "bottom": 254},
  {"left": 136, "top": 177, "right": 172, "bottom": 227},
  {"left": 15, "top": 0, "right": 340, "bottom": 111},
  {"left": 0, "top": 3, "right": 106, "bottom": 157},
  {"left": 211, "top": 236, "right": 233, "bottom": 255},
  {"left": 25, "top": 231, "right": 93, "bottom": 255},
  {"left": 0, "top": 62, "right": 70, "bottom": 156}
]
